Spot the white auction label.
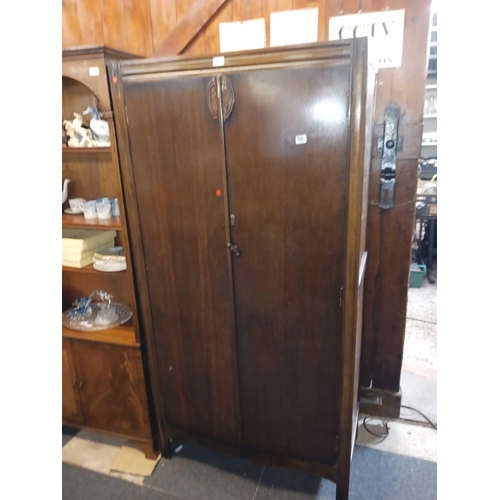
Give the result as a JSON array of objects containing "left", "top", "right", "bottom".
[
  {"left": 212, "top": 56, "right": 225, "bottom": 67},
  {"left": 295, "top": 134, "right": 307, "bottom": 145},
  {"left": 89, "top": 66, "right": 100, "bottom": 76}
]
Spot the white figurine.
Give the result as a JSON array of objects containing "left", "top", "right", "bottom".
[
  {"left": 62, "top": 179, "right": 71, "bottom": 204},
  {"left": 83, "top": 105, "right": 110, "bottom": 146},
  {"left": 63, "top": 113, "right": 93, "bottom": 148}
]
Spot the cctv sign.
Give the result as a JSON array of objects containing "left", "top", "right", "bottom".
[{"left": 329, "top": 9, "right": 405, "bottom": 68}]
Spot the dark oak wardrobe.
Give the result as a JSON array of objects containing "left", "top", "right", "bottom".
[{"left": 110, "top": 39, "right": 375, "bottom": 500}]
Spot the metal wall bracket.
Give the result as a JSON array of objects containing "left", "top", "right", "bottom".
[
  {"left": 377, "top": 136, "right": 403, "bottom": 153},
  {"left": 379, "top": 104, "right": 401, "bottom": 209}
]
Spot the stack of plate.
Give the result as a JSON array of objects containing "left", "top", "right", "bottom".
[{"left": 93, "top": 246, "right": 127, "bottom": 272}]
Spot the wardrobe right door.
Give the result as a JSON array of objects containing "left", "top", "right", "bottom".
[{"left": 224, "top": 63, "right": 351, "bottom": 463}]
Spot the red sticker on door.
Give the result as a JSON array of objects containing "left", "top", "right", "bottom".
[{"left": 216, "top": 189, "right": 222, "bottom": 197}]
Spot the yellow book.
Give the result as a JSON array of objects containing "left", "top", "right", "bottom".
[
  {"left": 62, "top": 254, "right": 96, "bottom": 269},
  {"left": 62, "top": 229, "right": 117, "bottom": 250},
  {"left": 62, "top": 240, "right": 115, "bottom": 260}
]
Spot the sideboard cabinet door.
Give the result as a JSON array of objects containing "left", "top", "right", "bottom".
[{"left": 72, "top": 342, "right": 152, "bottom": 440}]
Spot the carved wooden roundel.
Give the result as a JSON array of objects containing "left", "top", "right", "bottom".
[
  {"left": 206, "top": 77, "right": 218, "bottom": 121},
  {"left": 221, "top": 76, "right": 235, "bottom": 121}
]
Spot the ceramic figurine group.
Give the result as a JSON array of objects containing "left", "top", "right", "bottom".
[{"left": 62, "top": 100, "right": 110, "bottom": 148}]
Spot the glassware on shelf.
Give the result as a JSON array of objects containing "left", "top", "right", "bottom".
[
  {"left": 62, "top": 289, "right": 132, "bottom": 331},
  {"left": 110, "top": 198, "right": 120, "bottom": 217},
  {"left": 68, "top": 296, "right": 93, "bottom": 323},
  {"left": 96, "top": 198, "right": 112, "bottom": 220},
  {"left": 82, "top": 200, "right": 98, "bottom": 219}
]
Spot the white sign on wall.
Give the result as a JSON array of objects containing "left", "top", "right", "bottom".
[
  {"left": 270, "top": 8, "right": 318, "bottom": 47},
  {"left": 328, "top": 10, "right": 405, "bottom": 68},
  {"left": 219, "top": 18, "right": 267, "bottom": 53}
]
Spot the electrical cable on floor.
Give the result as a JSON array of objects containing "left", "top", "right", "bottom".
[
  {"left": 362, "top": 416, "right": 390, "bottom": 441},
  {"left": 400, "top": 405, "right": 437, "bottom": 429},
  {"left": 406, "top": 316, "right": 437, "bottom": 325},
  {"left": 362, "top": 405, "right": 437, "bottom": 443},
  {"left": 251, "top": 466, "right": 266, "bottom": 500}
]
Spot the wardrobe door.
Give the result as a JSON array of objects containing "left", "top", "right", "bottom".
[
  {"left": 224, "top": 64, "right": 351, "bottom": 462},
  {"left": 121, "top": 75, "right": 239, "bottom": 444}
]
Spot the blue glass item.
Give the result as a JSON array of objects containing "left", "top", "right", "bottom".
[
  {"left": 110, "top": 198, "right": 120, "bottom": 217},
  {"left": 68, "top": 295, "right": 93, "bottom": 321}
]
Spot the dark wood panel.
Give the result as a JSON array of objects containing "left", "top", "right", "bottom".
[
  {"left": 225, "top": 65, "right": 350, "bottom": 462},
  {"left": 109, "top": 59, "right": 171, "bottom": 452},
  {"left": 361, "top": 156, "right": 419, "bottom": 390},
  {"left": 121, "top": 75, "right": 239, "bottom": 445},
  {"left": 73, "top": 342, "right": 152, "bottom": 439},
  {"left": 389, "top": 0, "right": 430, "bottom": 125},
  {"left": 335, "top": 39, "right": 370, "bottom": 499},
  {"left": 62, "top": 339, "right": 85, "bottom": 424},
  {"left": 355, "top": 0, "right": 432, "bottom": 397}
]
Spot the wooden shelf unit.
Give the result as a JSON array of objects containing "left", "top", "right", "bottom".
[
  {"left": 62, "top": 214, "right": 121, "bottom": 229},
  {"left": 62, "top": 46, "right": 157, "bottom": 459},
  {"left": 62, "top": 263, "right": 126, "bottom": 274},
  {"left": 63, "top": 147, "right": 112, "bottom": 154},
  {"left": 62, "top": 324, "right": 138, "bottom": 347}
]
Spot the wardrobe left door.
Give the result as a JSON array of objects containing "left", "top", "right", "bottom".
[{"left": 121, "top": 74, "right": 239, "bottom": 446}]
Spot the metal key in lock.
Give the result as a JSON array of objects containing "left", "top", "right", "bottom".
[{"left": 227, "top": 242, "right": 241, "bottom": 257}]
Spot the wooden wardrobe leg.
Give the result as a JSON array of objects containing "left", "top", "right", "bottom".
[
  {"left": 163, "top": 438, "right": 173, "bottom": 459},
  {"left": 336, "top": 462, "right": 351, "bottom": 500}
]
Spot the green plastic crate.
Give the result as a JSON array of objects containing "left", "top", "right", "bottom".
[{"left": 409, "top": 247, "right": 427, "bottom": 289}]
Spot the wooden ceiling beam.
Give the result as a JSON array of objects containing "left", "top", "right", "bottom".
[{"left": 152, "top": 0, "right": 228, "bottom": 57}]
